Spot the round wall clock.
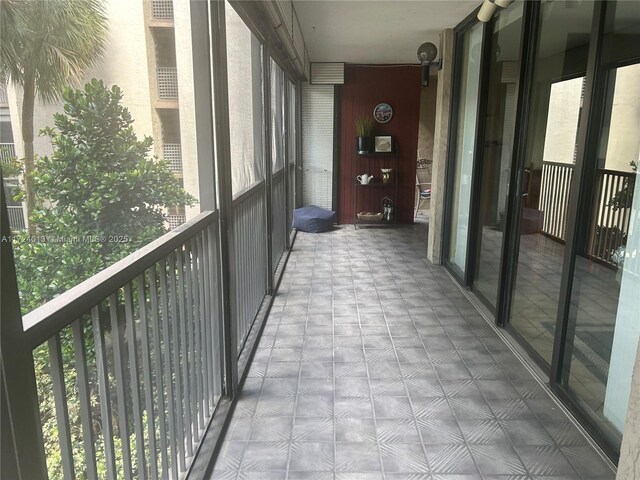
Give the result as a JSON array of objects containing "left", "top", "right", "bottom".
[{"left": 373, "top": 103, "right": 393, "bottom": 123}]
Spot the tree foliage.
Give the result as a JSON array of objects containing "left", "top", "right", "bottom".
[
  {"left": 11, "top": 80, "right": 194, "bottom": 479},
  {"left": 0, "top": 0, "right": 108, "bottom": 100},
  {"left": 0, "top": 0, "right": 109, "bottom": 232},
  {"left": 14, "top": 79, "right": 194, "bottom": 312}
]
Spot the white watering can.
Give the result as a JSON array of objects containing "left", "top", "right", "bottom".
[{"left": 357, "top": 174, "right": 373, "bottom": 185}]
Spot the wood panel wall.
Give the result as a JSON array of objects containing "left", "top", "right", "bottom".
[{"left": 337, "top": 65, "right": 422, "bottom": 224}]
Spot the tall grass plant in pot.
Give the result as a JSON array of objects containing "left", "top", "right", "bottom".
[{"left": 355, "top": 116, "right": 375, "bottom": 154}]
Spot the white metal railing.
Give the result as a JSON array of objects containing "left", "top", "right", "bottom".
[
  {"left": 287, "top": 164, "right": 296, "bottom": 238},
  {"left": 588, "top": 169, "right": 635, "bottom": 266},
  {"left": 4, "top": 167, "right": 300, "bottom": 479},
  {"left": 157, "top": 67, "right": 178, "bottom": 99},
  {"left": 163, "top": 143, "right": 183, "bottom": 173},
  {"left": 5, "top": 164, "right": 299, "bottom": 476},
  {"left": 540, "top": 161, "right": 635, "bottom": 267},
  {"left": 152, "top": 0, "right": 174, "bottom": 19},
  {"left": 231, "top": 182, "right": 267, "bottom": 351},
  {"left": 0, "top": 142, "right": 16, "bottom": 163},
  {"left": 271, "top": 169, "right": 287, "bottom": 272},
  {"left": 15, "top": 212, "right": 222, "bottom": 480},
  {"left": 7, "top": 205, "right": 25, "bottom": 230},
  {"left": 540, "top": 161, "right": 574, "bottom": 241}
]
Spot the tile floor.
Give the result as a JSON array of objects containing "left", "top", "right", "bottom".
[
  {"left": 210, "top": 224, "right": 616, "bottom": 479},
  {"left": 478, "top": 226, "right": 621, "bottom": 415}
]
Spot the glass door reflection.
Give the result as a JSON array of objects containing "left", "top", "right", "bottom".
[
  {"left": 446, "top": 22, "right": 483, "bottom": 277},
  {"left": 472, "top": 2, "right": 524, "bottom": 311},
  {"left": 507, "top": 0, "right": 593, "bottom": 366},
  {"left": 561, "top": 60, "right": 640, "bottom": 448}
]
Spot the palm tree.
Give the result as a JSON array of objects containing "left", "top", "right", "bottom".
[{"left": 0, "top": 0, "right": 108, "bottom": 234}]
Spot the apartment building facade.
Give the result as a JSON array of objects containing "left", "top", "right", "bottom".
[
  {"left": 2, "top": 0, "right": 200, "bottom": 231},
  {"left": 2, "top": 1, "right": 640, "bottom": 478}
]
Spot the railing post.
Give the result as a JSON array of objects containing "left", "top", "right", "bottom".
[
  {"left": 208, "top": 0, "right": 238, "bottom": 396},
  {"left": 263, "top": 46, "right": 274, "bottom": 293},
  {"left": 295, "top": 80, "right": 303, "bottom": 212},
  {"left": 0, "top": 174, "right": 48, "bottom": 480},
  {"left": 284, "top": 78, "right": 291, "bottom": 250}
]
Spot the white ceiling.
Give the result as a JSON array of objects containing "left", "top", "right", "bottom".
[{"left": 293, "top": 0, "right": 480, "bottom": 64}]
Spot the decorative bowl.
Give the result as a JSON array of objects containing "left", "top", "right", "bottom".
[{"left": 357, "top": 212, "right": 384, "bottom": 221}]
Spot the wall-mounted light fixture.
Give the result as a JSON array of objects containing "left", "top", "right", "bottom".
[
  {"left": 417, "top": 42, "right": 441, "bottom": 86},
  {"left": 477, "top": 0, "right": 513, "bottom": 22}
]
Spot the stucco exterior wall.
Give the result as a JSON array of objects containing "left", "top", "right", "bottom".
[
  {"left": 417, "top": 73, "right": 438, "bottom": 164},
  {"left": 8, "top": 0, "right": 153, "bottom": 160},
  {"left": 428, "top": 29, "right": 454, "bottom": 264}
]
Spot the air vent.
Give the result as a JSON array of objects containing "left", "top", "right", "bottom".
[{"left": 311, "top": 63, "right": 345, "bottom": 85}]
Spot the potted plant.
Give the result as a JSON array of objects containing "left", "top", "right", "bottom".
[{"left": 355, "top": 115, "right": 375, "bottom": 154}]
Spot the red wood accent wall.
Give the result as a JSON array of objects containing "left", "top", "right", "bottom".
[{"left": 338, "top": 65, "right": 422, "bottom": 224}]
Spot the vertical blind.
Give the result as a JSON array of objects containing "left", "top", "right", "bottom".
[{"left": 301, "top": 83, "right": 334, "bottom": 210}]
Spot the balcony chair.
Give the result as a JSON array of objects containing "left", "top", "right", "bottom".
[{"left": 415, "top": 159, "right": 432, "bottom": 218}]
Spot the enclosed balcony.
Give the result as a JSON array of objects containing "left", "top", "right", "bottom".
[
  {"left": 6, "top": 205, "right": 25, "bottom": 230},
  {"left": 157, "top": 67, "right": 179, "bottom": 100},
  {"left": 152, "top": 0, "right": 174, "bottom": 20},
  {"left": 1, "top": 208, "right": 618, "bottom": 479},
  {"left": 163, "top": 143, "right": 183, "bottom": 174},
  {"left": 2, "top": 1, "right": 639, "bottom": 480},
  {"left": 0, "top": 142, "right": 16, "bottom": 163}
]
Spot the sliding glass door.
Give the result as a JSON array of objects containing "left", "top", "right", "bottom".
[
  {"left": 445, "top": 21, "right": 484, "bottom": 279},
  {"left": 471, "top": 2, "right": 524, "bottom": 311},
  {"left": 559, "top": 0, "right": 640, "bottom": 450},
  {"left": 444, "top": 0, "right": 640, "bottom": 457},
  {"left": 507, "top": 0, "right": 594, "bottom": 366}
]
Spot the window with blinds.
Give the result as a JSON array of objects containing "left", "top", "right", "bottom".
[{"left": 301, "top": 83, "right": 334, "bottom": 210}]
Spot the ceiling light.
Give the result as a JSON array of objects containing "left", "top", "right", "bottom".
[
  {"left": 417, "top": 42, "right": 438, "bottom": 65},
  {"left": 494, "top": 0, "right": 513, "bottom": 8},
  {"left": 477, "top": 0, "right": 498, "bottom": 22},
  {"left": 416, "top": 42, "right": 442, "bottom": 87}
]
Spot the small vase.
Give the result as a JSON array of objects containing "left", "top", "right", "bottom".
[{"left": 357, "top": 136, "right": 372, "bottom": 154}]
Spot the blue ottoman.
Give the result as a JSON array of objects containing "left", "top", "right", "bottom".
[{"left": 293, "top": 205, "right": 336, "bottom": 233}]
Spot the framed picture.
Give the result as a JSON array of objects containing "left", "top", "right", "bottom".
[
  {"left": 374, "top": 136, "right": 392, "bottom": 152},
  {"left": 373, "top": 103, "right": 393, "bottom": 123}
]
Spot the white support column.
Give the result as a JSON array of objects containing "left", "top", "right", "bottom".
[
  {"left": 615, "top": 169, "right": 640, "bottom": 479},
  {"left": 189, "top": 0, "right": 216, "bottom": 212},
  {"left": 427, "top": 28, "right": 454, "bottom": 264},
  {"left": 617, "top": 339, "right": 640, "bottom": 479}
]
